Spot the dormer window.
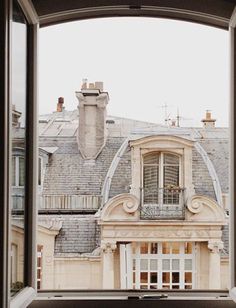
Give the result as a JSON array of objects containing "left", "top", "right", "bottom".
[
  {"left": 143, "top": 152, "right": 180, "bottom": 204},
  {"left": 142, "top": 152, "right": 184, "bottom": 219}
]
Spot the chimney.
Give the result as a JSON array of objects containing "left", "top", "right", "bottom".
[
  {"left": 75, "top": 80, "right": 109, "bottom": 160},
  {"left": 57, "top": 97, "right": 64, "bottom": 112},
  {"left": 201, "top": 110, "right": 216, "bottom": 128},
  {"left": 12, "top": 105, "right": 22, "bottom": 127}
]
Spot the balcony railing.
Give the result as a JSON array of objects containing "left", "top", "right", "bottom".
[
  {"left": 140, "top": 187, "right": 185, "bottom": 220},
  {"left": 12, "top": 194, "right": 101, "bottom": 211}
]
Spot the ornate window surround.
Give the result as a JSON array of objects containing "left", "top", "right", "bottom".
[{"left": 129, "top": 135, "right": 195, "bottom": 203}]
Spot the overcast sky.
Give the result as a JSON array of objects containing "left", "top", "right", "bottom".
[{"left": 39, "top": 17, "right": 229, "bottom": 127}]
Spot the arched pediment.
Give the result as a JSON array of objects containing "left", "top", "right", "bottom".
[
  {"left": 100, "top": 193, "right": 139, "bottom": 222},
  {"left": 186, "top": 195, "right": 226, "bottom": 222},
  {"left": 129, "top": 134, "right": 194, "bottom": 149}
]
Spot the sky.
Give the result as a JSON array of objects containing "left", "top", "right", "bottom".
[{"left": 39, "top": 17, "right": 229, "bottom": 127}]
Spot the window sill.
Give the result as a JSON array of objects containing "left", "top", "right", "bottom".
[{"left": 10, "top": 287, "right": 36, "bottom": 308}]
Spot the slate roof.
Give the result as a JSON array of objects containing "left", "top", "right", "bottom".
[
  {"left": 41, "top": 137, "right": 125, "bottom": 196},
  {"left": 38, "top": 110, "right": 229, "bottom": 255}
]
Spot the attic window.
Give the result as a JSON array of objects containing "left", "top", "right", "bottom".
[{"left": 143, "top": 152, "right": 180, "bottom": 204}]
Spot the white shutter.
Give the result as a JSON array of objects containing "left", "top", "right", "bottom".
[{"left": 120, "top": 243, "right": 132, "bottom": 289}]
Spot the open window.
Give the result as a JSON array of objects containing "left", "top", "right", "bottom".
[
  {"left": 142, "top": 152, "right": 183, "bottom": 219},
  {"left": 1, "top": 1, "right": 236, "bottom": 307}
]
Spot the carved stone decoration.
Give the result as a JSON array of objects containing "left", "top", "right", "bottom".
[
  {"left": 208, "top": 240, "right": 224, "bottom": 253},
  {"left": 100, "top": 193, "right": 140, "bottom": 222},
  {"left": 186, "top": 195, "right": 226, "bottom": 222},
  {"left": 123, "top": 198, "right": 139, "bottom": 213},
  {"left": 101, "top": 241, "right": 117, "bottom": 253},
  {"left": 187, "top": 196, "right": 203, "bottom": 213}
]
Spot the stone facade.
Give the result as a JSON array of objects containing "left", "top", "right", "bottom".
[{"left": 11, "top": 83, "right": 229, "bottom": 291}]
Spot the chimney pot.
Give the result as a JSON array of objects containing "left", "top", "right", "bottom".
[
  {"left": 57, "top": 97, "right": 64, "bottom": 112},
  {"left": 95, "top": 81, "right": 104, "bottom": 91},
  {"left": 89, "top": 83, "right": 95, "bottom": 89},
  {"left": 201, "top": 110, "right": 216, "bottom": 128}
]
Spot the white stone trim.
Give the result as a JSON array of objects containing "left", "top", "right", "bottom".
[
  {"left": 101, "top": 137, "right": 129, "bottom": 206},
  {"left": 194, "top": 142, "right": 223, "bottom": 207}
]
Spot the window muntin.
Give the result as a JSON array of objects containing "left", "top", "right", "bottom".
[{"left": 132, "top": 242, "right": 194, "bottom": 290}]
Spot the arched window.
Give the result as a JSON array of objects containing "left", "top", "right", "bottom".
[{"left": 143, "top": 152, "right": 181, "bottom": 205}]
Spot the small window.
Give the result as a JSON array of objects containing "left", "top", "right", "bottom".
[{"left": 12, "top": 156, "right": 25, "bottom": 187}]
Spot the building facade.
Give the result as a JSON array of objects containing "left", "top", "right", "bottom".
[{"left": 11, "top": 81, "right": 229, "bottom": 290}]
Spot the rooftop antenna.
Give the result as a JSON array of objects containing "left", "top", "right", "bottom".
[
  {"left": 159, "top": 103, "right": 169, "bottom": 126},
  {"left": 175, "top": 107, "right": 193, "bottom": 127}
]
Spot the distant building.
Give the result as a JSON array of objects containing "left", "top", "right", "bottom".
[{"left": 12, "top": 82, "right": 229, "bottom": 290}]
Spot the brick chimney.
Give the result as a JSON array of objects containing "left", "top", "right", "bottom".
[
  {"left": 75, "top": 80, "right": 109, "bottom": 160},
  {"left": 201, "top": 110, "right": 216, "bottom": 128},
  {"left": 57, "top": 97, "right": 64, "bottom": 112}
]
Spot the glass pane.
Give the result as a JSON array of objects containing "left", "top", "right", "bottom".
[
  {"left": 184, "top": 259, "right": 192, "bottom": 271},
  {"left": 12, "top": 157, "right": 16, "bottom": 186},
  {"left": 133, "top": 259, "right": 135, "bottom": 270},
  {"left": 150, "top": 272, "right": 158, "bottom": 283},
  {"left": 11, "top": 0, "right": 27, "bottom": 295},
  {"left": 38, "top": 158, "right": 41, "bottom": 186},
  {"left": 140, "top": 272, "right": 148, "bottom": 283},
  {"left": 144, "top": 153, "right": 159, "bottom": 164},
  {"left": 185, "top": 242, "right": 192, "bottom": 254},
  {"left": 163, "top": 165, "right": 179, "bottom": 187},
  {"left": 163, "top": 259, "right": 170, "bottom": 270},
  {"left": 172, "top": 243, "right": 180, "bottom": 254},
  {"left": 140, "top": 243, "right": 148, "bottom": 254},
  {"left": 143, "top": 166, "right": 159, "bottom": 203},
  {"left": 150, "top": 243, "right": 158, "bottom": 254},
  {"left": 19, "top": 157, "right": 25, "bottom": 186},
  {"left": 150, "top": 259, "right": 158, "bottom": 271},
  {"left": 163, "top": 154, "right": 179, "bottom": 191},
  {"left": 162, "top": 243, "right": 170, "bottom": 254},
  {"left": 140, "top": 259, "right": 148, "bottom": 271},
  {"left": 172, "top": 272, "right": 180, "bottom": 283},
  {"left": 164, "top": 153, "right": 179, "bottom": 165},
  {"left": 172, "top": 259, "right": 180, "bottom": 270},
  {"left": 162, "top": 272, "right": 170, "bottom": 283},
  {"left": 185, "top": 272, "right": 192, "bottom": 283}
]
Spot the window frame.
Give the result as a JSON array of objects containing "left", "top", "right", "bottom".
[
  {"left": 12, "top": 154, "right": 25, "bottom": 188},
  {"left": 142, "top": 152, "right": 182, "bottom": 206},
  {"left": 1, "top": 0, "right": 236, "bottom": 307}
]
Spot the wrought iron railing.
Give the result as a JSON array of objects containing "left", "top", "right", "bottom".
[{"left": 140, "top": 187, "right": 185, "bottom": 220}]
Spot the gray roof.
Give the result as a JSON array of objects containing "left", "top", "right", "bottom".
[
  {"left": 39, "top": 110, "right": 229, "bottom": 200},
  {"left": 38, "top": 110, "right": 229, "bottom": 255},
  {"left": 41, "top": 137, "right": 125, "bottom": 196},
  {"left": 38, "top": 215, "right": 100, "bottom": 255}
]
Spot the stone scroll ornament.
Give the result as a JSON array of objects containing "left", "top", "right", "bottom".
[
  {"left": 122, "top": 195, "right": 139, "bottom": 213},
  {"left": 187, "top": 195, "right": 204, "bottom": 214}
]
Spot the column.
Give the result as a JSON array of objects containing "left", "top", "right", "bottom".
[
  {"left": 208, "top": 241, "right": 224, "bottom": 289},
  {"left": 101, "top": 241, "right": 117, "bottom": 289}
]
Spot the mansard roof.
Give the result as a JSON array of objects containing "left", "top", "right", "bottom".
[
  {"left": 38, "top": 110, "right": 229, "bottom": 199},
  {"left": 37, "top": 110, "right": 229, "bottom": 256}
]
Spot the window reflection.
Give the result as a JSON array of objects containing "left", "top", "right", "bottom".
[{"left": 11, "top": 0, "right": 27, "bottom": 296}]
